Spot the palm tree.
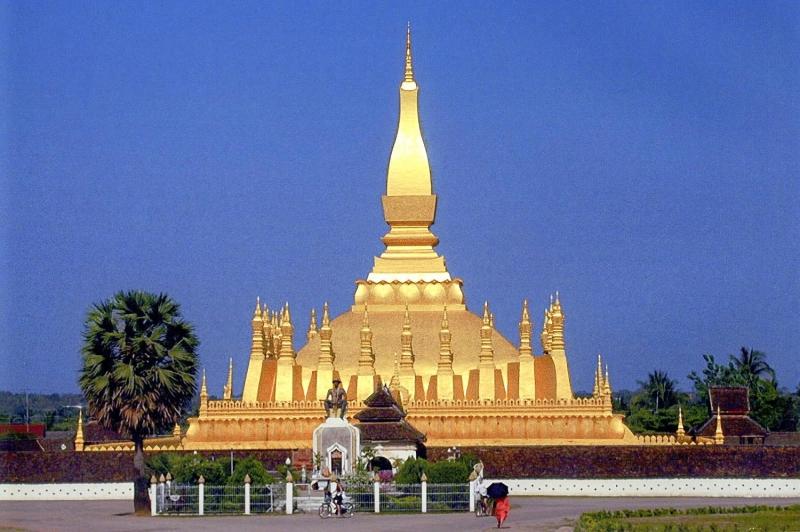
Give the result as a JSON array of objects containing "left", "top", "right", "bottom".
[
  {"left": 730, "top": 347, "right": 775, "bottom": 388},
  {"left": 79, "top": 291, "right": 199, "bottom": 514},
  {"left": 637, "top": 370, "right": 678, "bottom": 412}
]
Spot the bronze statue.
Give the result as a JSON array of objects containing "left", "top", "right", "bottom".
[{"left": 324, "top": 378, "right": 348, "bottom": 419}]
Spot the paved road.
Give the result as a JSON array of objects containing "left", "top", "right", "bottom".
[{"left": 2, "top": 497, "right": 799, "bottom": 531}]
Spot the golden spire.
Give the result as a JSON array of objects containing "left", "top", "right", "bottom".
[
  {"left": 253, "top": 297, "right": 262, "bottom": 319},
  {"left": 318, "top": 302, "right": 335, "bottom": 367},
  {"left": 172, "top": 423, "right": 181, "bottom": 438},
  {"left": 603, "top": 364, "right": 612, "bottom": 396},
  {"left": 200, "top": 368, "right": 208, "bottom": 400},
  {"left": 223, "top": 357, "right": 233, "bottom": 400},
  {"left": 390, "top": 352, "right": 401, "bottom": 390},
  {"left": 489, "top": 312, "right": 495, "bottom": 329},
  {"left": 404, "top": 22, "right": 414, "bottom": 82},
  {"left": 593, "top": 354, "right": 602, "bottom": 397},
  {"left": 307, "top": 308, "right": 318, "bottom": 341},
  {"left": 250, "top": 297, "right": 265, "bottom": 360},
  {"left": 677, "top": 405, "right": 685, "bottom": 438},
  {"left": 262, "top": 308, "right": 275, "bottom": 359},
  {"left": 437, "top": 305, "right": 453, "bottom": 376},
  {"left": 278, "top": 302, "right": 295, "bottom": 362},
  {"left": 540, "top": 308, "right": 550, "bottom": 353},
  {"left": 74, "top": 409, "right": 84, "bottom": 451},
  {"left": 358, "top": 305, "right": 376, "bottom": 375},
  {"left": 479, "top": 301, "right": 495, "bottom": 365},
  {"left": 400, "top": 305, "right": 415, "bottom": 372},
  {"left": 549, "top": 293, "right": 565, "bottom": 352},
  {"left": 714, "top": 405, "right": 724, "bottom": 444},
  {"left": 519, "top": 300, "right": 533, "bottom": 358}
]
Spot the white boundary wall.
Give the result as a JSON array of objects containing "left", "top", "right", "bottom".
[
  {"left": 0, "top": 483, "right": 133, "bottom": 500},
  {"left": 486, "top": 478, "right": 800, "bottom": 498}
]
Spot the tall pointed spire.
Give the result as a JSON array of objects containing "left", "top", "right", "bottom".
[
  {"left": 74, "top": 409, "right": 84, "bottom": 451},
  {"left": 358, "top": 305, "right": 376, "bottom": 376},
  {"left": 677, "top": 405, "right": 685, "bottom": 438},
  {"left": 367, "top": 26, "right": 453, "bottom": 290},
  {"left": 223, "top": 357, "right": 233, "bottom": 400},
  {"left": 714, "top": 405, "right": 724, "bottom": 444},
  {"left": 479, "top": 301, "right": 495, "bottom": 365},
  {"left": 437, "top": 305, "right": 454, "bottom": 376},
  {"left": 404, "top": 22, "right": 415, "bottom": 82},
  {"left": 307, "top": 308, "right": 318, "bottom": 341}
]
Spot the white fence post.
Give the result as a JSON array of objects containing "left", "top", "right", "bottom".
[
  {"left": 149, "top": 475, "right": 158, "bottom": 516},
  {"left": 468, "top": 472, "right": 476, "bottom": 513},
  {"left": 285, "top": 470, "right": 293, "bottom": 515},
  {"left": 373, "top": 474, "right": 380, "bottom": 513},
  {"left": 421, "top": 473, "right": 427, "bottom": 513},
  {"left": 198, "top": 475, "right": 205, "bottom": 516},
  {"left": 244, "top": 474, "right": 251, "bottom": 515}
]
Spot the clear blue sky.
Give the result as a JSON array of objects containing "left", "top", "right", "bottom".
[{"left": 2, "top": 2, "right": 798, "bottom": 395}]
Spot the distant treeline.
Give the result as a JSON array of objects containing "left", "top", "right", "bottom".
[{"left": 0, "top": 391, "right": 84, "bottom": 430}]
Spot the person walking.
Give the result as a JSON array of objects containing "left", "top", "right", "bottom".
[{"left": 494, "top": 495, "right": 510, "bottom": 528}]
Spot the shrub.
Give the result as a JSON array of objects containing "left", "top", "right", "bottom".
[
  {"left": 395, "top": 457, "right": 428, "bottom": 484},
  {"left": 172, "top": 453, "right": 226, "bottom": 485},
  {"left": 425, "top": 460, "right": 469, "bottom": 483},
  {"left": 228, "top": 456, "right": 274, "bottom": 486}
]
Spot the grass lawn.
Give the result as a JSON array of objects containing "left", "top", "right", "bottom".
[{"left": 576, "top": 504, "right": 800, "bottom": 531}]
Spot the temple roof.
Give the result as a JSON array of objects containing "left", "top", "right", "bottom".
[
  {"left": 709, "top": 386, "right": 751, "bottom": 415},
  {"left": 695, "top": 414, "right": 768, "bottom": 438},
  {"left": 355, "top": 385, "right": 425, "bottom": 443}
]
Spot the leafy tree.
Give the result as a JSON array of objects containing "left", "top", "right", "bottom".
[
  {"left": 172, "top": 453, "right": 225, "bottom": 485},
  {"left": 395, "top": 457, "right": 429, "bottom": 484},
  {"left": 730, "top": 347, "right": 775, "bottom": 389},
  {"left": 79, "top": 291, "right": 199, "bottom": 514},
  {"left": 425, "top": 460, "right": 469, "bottom": 483},
  {"left": 636, "top": 370, "right": 678, "bottom": 412},
  {"left": 228, "top": 456, "right": 274, "bottom": 485}
]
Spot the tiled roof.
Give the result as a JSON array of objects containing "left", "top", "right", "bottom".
[{"left": 709, "top": 386, "right": 750, "bottom": 414}]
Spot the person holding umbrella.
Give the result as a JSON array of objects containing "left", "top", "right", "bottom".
[{"left": 486, "top": 482, "right": 509, "bottom": 528}]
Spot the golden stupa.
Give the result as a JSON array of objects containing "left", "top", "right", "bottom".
[{"left": 81, "top": 30, "right": 648, "bottom": 452}]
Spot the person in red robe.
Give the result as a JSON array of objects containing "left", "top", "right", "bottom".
[{"left": 494, "top": 495, "right": 510, "bottom": 528}]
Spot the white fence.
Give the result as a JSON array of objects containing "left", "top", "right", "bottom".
[
  {"left": 0, "top": 483, "right": 133, "bottom": 500},
  {"left": 488, "top": 478, "right": 800, "bottom": 498}
]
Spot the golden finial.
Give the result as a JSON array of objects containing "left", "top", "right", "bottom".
[
  {"left": 283, "top": 302, "right": 291, "bottom": 323},
  {"left": 603, "top": 364, "right": 611, "bottom": 395},
  {"left": 489, "top": 312, "right": 495, "bottom": 329},
  {"left": 307, "top": 308, "right": 318, "bottom": 341},
  {"left": 522, "top": 299, "right": 530, "bottom": 321},
  {"left": 74, "top": 409, "right": 85, "bottom": 451},
  {"left": 482, "top": 301, "right": 490, "bottom": 324},
  {"left": 714, "top": 405, "right": 724, "bottom": 444},
  {"left": 223, "top": 357, "right": 233, "bottom": 400},
  {"left": 253, "top": 297, "right": 262, "bottom": 319},
  {"left": 322, "top": 301, "right": 330, "bottom": 327},
  {"left": 200, "top": 368, "right": 207, "bottom": 396},
  {"left": 677, "top": 405, "right": 685, "bottom": 437},
  {"left": 404, "top": 22, "right": 414, "bottom": 82}
]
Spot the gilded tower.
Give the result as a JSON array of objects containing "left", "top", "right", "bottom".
[{"left": 82, "top": 30, "right": 642, "bottom": 452}]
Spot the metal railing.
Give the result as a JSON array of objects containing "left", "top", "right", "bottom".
[
  {"left": 426, "top": 483, "right": 470, "bottom": 512},
  {"left": 379, "top": 483, "right": 422, "bottom": 512}
]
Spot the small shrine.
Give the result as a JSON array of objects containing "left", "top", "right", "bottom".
[
  {"left": 693, "top": 386, "right": 768, "bottom": 445},
  {"left": 355, "top": 385, "right": 426, "bottom": 469}
]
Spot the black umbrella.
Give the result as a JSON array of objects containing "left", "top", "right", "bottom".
[{"left": 486, "top": 482, "right": 508, "bottom": 498}]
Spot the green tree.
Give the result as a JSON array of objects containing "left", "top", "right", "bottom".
[
  {"left": 228, "top": 456, "right": 274, "bottom": 486},
  {"left": 730, "top": 347, "right": 775, "bottom": 389},
  {"left": 173, "top": 453, "right": 225, "bottom": 485},
  {"left": 395, "top": 457, "right": 429, "bottom": 484},
  {"left": 79, "top": 291, "right": 199, "bottom": 514},
  {"left": 637, "top": 370, "right": 678, "bottom": 412}
]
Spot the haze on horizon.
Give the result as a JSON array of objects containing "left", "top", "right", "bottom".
[{"left": 2, "top": 2, "right": 798, "bottom": 396}]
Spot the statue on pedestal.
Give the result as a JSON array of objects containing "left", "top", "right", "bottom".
[{"left": 324, "top": 378, "right": 348, "bottom": 419}]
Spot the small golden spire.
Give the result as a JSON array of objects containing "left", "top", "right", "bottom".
[
  {"left": 714, "top": 405, "right": 724, "bottom": 444},
  {"left": 404, "top": 22, "right": 414, "bottom": 82},
  {"left": 200, "top": 368, "right": 208, "bottom": 398},
  {"left": 489, "top": 312, "right": 495, "bottom": 329},
  {"left": 253, "top": 297, "right": 262, "bottom": 320},
  {"left": 322, "top": 301, "right": 330, "bottom": 327},
  {"left": 479, "top": 301, "right": 494, "bottom": 365},
  {"left": 677, "top": 405, "right": 685, "bottom": 438},
  {"left": 74, "top": 409, "right": 85, "bottom": 451},
  {"left": 173, "top": 423, "right": 181, "bottom": 438},
  {"left": 390, "top": 352, "right": 401, "bottom": 389},
  {"left": 223, "top": 357, "right": 233, "bottom": 400},
  {"left": 603, "top": 364, "right": 611, "bottom": 395},
  {"left": 482, "top": 301, "right": 490, "bottom": 325},
  {"left": 307, "top": 308, "right": 318, "bottom": 341}
]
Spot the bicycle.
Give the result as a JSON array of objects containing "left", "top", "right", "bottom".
[{"left": 319, "top": 500, "right": 354, "bottom": 518}]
